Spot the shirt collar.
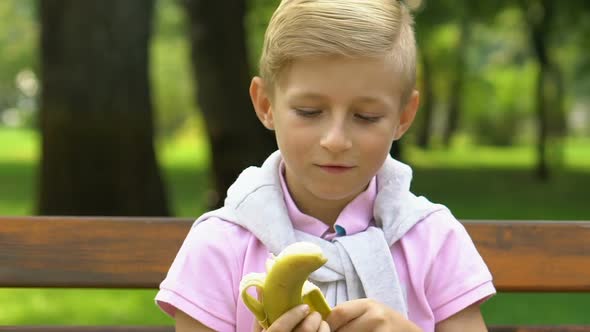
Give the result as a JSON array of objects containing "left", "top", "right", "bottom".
[{"left": 279, "top": 161, "right": 376, "bottom": 239}]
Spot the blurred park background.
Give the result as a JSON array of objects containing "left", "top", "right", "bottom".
[{"left": 0, "top": 0, "right": 589, "bottom": 326}]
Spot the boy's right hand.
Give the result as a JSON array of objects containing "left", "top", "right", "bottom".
[{"left": 253, "top": 305, "right": 330, "bottom": 332}]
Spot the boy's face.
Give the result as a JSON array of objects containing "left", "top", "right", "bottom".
[{"left": 251, "top": 56, "right": 419, "bottom": 209}]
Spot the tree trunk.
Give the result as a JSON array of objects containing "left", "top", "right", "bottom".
[
  {"left": 38, "top": 0, "right": 169, "bottom": 216},
  {"left": 183, "top": 0, "right": 277, "bottom": 208},
  {"left": 534, "top": 64, "right": 550, "bottom": 180},
  {"left": 522, "top": 0, "right": 559, "bottom": 181},
  {"left": 390, "top": 140, "right": 403, "bottom": 161},
  {"left": 416, "top": 51, "right": 435, "bottom": 149},
  {"left": 545, "top": 59, "right": 566, "bottom": 169},
  {"left": 443, "top": 9, "right": 470, "bottom": 147}
]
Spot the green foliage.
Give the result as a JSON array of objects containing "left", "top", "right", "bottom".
[
  {"left": 1, "top": 0, "right": 588, "bottom": 143},
  {"left": 472, "top": 110, "right": 523, "bottom": 146},
  {"left": 553, "top": 10, "right": 590, "bottom": 100},
  {"left": 465, "top": 63, "right": 537, "bottom": 146},
  {"left": 0, "top": 0, "right": 37, "bottom": 83},
  {"left": 0, "top": 0, "right": 38, "bottom": 128},
  {"left": 151, "top": 0, "right": 200, "bottom": 138},
  {"left": 427, "top": 24, "right": 461, "bottom": 100},
  {"left": 246, "top": 0, "right": 277, "bottom": 73}
]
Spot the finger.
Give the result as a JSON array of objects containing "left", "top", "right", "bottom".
[
  {"left": 267, "top": 304, "right": 310, "bottom": 332},
  {"left": 293, "top": 311, "right": 322, "bottom": 332},
  {"left": 325, "top": 299, "right": 370, "bottom": 331},
  {"left": 252, "top": 319, "right": 264, "bottom": 332},
  {"left": 330, "top": 316, "right": 365, "bottom": 332},
  {"left": 319, "top": 320, "right": 331, "bottom": 332}
]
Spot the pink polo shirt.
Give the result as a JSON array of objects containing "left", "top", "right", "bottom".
[{"left": 156, "top": 166, "right": 495, "bottom": 331}]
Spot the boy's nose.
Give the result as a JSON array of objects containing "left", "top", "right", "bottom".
[{"left": 319, "top": 123, "right": 352, "bottom": 152}]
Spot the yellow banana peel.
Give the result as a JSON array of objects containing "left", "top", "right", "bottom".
[{"left": 239, "top": 242, "right": 332, "bottom": 329}]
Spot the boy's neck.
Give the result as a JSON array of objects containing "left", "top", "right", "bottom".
[{"left": 292, "top": 194, "right": 352, "bottom": 228}]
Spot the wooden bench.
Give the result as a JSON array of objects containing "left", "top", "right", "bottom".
[{"left": 0, "top": 216, "right": 589, "bottom": 332}]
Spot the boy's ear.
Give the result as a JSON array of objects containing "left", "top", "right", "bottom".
[
  {"left": 394, "top": 90, "right": 419, "bottom": 140},
  {"left": 250, "top": 76, "right": 274, "bottom": 130}
]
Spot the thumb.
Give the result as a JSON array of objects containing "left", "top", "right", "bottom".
[
  {"left": 252, "top": 319, "right": 264, "bottom": 332},
  {"left": 326, "top": 299, "right": 368, "bottom": 331}
]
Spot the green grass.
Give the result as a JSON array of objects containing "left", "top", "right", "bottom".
[
  {"left": 1, "top": 127, "right": 589, "bottom": 325},
  {"left": 412, "top": 166, "right": 590, "bottom": 220},
  {"left": 0, "top": 289, "right": 170, "bottom": 325},
  {"left": 483, "top": 293, "right": 590, "bottom": 325},
  {"left": 0, "top": 128, "right": 38, "bottom": 215}
]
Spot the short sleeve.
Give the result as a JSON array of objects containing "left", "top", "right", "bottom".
[
  {"left": 423, "top": 210, "right": 496, "bottom": 322},
  {"left": 155, "top": 218, "right": 246, "bottom": 332}
]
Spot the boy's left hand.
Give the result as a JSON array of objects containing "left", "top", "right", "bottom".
[{"left": 325, "top": 299, "right": 422, "bottom": 332}]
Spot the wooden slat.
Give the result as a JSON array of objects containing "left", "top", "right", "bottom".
[
  {"left": 1, "top": 217, "right": 590, "bottom": 292},
  {"left": 1, "top": 217, "right": 590, "bottom": 330},
  {"left": 0, "top": 327, "right": 173, "bottom": 332},
  {"left": 0, "top": 216, "right": 193, "bottom": 288},
  {"left": 464, "top": 221, "right": 590, "bottom": 292}
]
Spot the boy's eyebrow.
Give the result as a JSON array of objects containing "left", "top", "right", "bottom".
[
  {"left": 288, "top": 92, "right": 389, "bottom": 105},
  {"left": 287, "top": 92, "right": 326, "bottom": 101},
  {"left": 354, "top": 96, "right": 390, "bottom": 105}
]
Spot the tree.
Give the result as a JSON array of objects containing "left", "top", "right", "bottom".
[
  {"left": 415, "top": 0, "right": 512, "bottom": 149},
  {"left": 519, "top": 0, "right": 590, "bottom": 180},
  {"left": 520, "top": 0, "right": 566, "bottom": 180},
  {"left": 183, "top": 0, "right": 276, "bottom": 208},
  {"left": 442, "top": 0, "right": 471, "bottom": 147},
  {"left": 38, "top": 0, "right": 169, "bottom": 216},
  {"left": 413, "top": 1, "right": 451, "bottom": 149},
  {"left": 415, "top": 49, "right": 436, "bottom": 149}
]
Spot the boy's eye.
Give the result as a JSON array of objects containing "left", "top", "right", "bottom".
[
  {"left": 355, "top": 113, "right": 382, "bottom": 123},
  {"left": 294, "top": 108, "right": 321, "bottom": 117}
]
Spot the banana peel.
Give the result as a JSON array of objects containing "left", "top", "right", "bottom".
[{"left": 239, "top": 242, "right": 332, "bottom": 329}]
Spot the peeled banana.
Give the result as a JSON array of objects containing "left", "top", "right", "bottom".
[{"left": 239, "top": 242, "right": 332, "bottom": 328}]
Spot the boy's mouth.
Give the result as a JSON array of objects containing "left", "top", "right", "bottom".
[{"left": 316, "top": 164, "right": 355, "bottom": 174}]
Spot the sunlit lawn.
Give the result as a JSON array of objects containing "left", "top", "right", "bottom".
[{"left": 0, "top": 127, "right": 589, "bottom": 325}]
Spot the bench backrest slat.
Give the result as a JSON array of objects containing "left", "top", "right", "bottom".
[
  {"left": 0, "top": 216, "right": 190, "bottom": 288},
  {"left": 1, "top": 217, "right": 589, "bottom": 292},
  {"left": 465, "top": 221, "right": 590, "bottom": 292}
]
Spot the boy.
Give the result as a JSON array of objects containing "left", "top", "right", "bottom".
[{"left": 156, "top": 0, "right": 495, "bottom": 331}]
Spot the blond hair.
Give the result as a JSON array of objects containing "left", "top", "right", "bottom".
[{"left": 259, "top": 0, "right": 418, "bottom": 103}]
